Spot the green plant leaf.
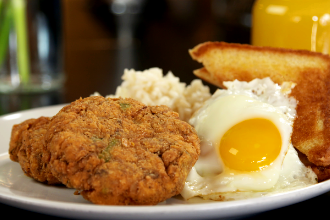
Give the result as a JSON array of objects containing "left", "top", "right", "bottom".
[
  {"left": 11, "top": 0, "right": 30, "bottom": 85},
  {"left": 0, "top": 0, "right": 12, "bottom": 68}
]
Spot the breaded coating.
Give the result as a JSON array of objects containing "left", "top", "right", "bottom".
[
  {"left": 9, "top": 117, "right": 60, "bottom": 184},
  {"left": 189, "top": 41, "right": 330, "bottom": 181},
  {"left": 45, "top": 96, "right": 200, "bottom": 205}
]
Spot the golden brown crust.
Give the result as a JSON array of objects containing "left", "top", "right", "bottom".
[
  {"left": 9, "top": 118, "right": 36, "bottom": 162},
  {"left": 189, "top": 41, "right": 330, "bottom": 87},
  {"left": 9, "top": 117, "right": 60, "bottom": 184},
  {"left": 193, "top": 68, "right": 218, "bottom": 87},
  {"left": 189, "top": 41, "right": 330, "bottom": 171},
  {"left": 45, "top": 96, "right": 200, "bottom": 205},
  {"left": 311, "top": 166, "right": 330, "bottom": 182},
  {"left": 297, "top": 150, "right": 330, "bottom": 182}
]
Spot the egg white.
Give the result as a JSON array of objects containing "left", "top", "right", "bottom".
[{"left": 181, "top": 78, "right": 317, "bottom": 201}]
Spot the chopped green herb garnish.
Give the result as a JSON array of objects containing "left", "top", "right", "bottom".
[
  {"left": 119, "top": 103, "right": 130, "bottom": 111},
  {"left": 91, "top": 136, "right": 103, "bottom": 142},
  {"left": 98, "top": 138, "right": 119, "bottom": 162},
  {"left": 102, "top": 187, "right": 109, "bottom": 194}
]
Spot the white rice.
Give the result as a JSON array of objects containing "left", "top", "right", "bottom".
[{"left": 92, "top": 68, "right": 211, "bottom": 122}]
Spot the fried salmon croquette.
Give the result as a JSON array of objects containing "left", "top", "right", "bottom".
[
  {"left": 9, "top": 117, "right": 60, "bottom": 184},
  {"left": 44, "top": 96, "right": 200, "bottom": 205}
]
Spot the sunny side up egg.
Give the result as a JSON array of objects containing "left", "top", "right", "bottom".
[{"left": 181, "top": 78, "right": 317, "bottom": 201}]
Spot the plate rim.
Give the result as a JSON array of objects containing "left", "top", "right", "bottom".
[{"left": 0, "top": 180, "right": 329, "bottom": 219}]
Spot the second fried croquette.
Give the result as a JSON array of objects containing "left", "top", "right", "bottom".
[{"left": 45, "top": 96, "right": 200, "bottom": 205}]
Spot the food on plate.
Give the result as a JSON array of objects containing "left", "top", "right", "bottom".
[
  {"left": 181, "top": 78, "right": 317, "bottom": 201},
  {"left": 92, "top": 68, "right": 211, "bottom": 122},
  {"left": 8, "top": 55, "right": 322, "bottom": 204},
  {"left": 9, "top": 96, "right": 200, "bottom": 205},
  {"left": 189, "top": 41, "right": 330, "bottom": 181},
  {"left": 9, "top": 117, "right": 60, "bottom": 184}
]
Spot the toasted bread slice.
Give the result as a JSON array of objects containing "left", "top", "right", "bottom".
[{"left": 189, "top": 41, "right": 330, "bottom": 171}]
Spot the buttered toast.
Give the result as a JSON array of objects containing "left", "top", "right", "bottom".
[{"left": 189, "top": 41, "right": 330, "bottom": 181}]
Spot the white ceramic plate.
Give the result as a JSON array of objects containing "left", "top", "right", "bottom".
[{"left": 1, "top": 105, "right": 330, "bottom": 220}]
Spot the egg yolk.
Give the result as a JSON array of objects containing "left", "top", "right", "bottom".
[{"left": 219, "top": 118, "right": 282, "bottom": 171}]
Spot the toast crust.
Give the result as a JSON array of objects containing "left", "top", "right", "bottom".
[{"left": 189, "top": 41, "right": 330, "bottom": 170}]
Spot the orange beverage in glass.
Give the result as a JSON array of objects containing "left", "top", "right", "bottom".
[{"left": 252, "top": 0, "right": 330, "bottom": 54}]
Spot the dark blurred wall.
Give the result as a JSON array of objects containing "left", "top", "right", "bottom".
[{"left": 62, "top": 0, "right": 255, "bottom": 103}]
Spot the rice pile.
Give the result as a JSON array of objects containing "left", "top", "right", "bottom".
[{"left": 92, "top": 68, "right": 211, "bottom": 122}]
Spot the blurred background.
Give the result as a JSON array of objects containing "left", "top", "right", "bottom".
[
  {"left": 7, "top": 0, "right": 330, "bottom": 115},
  {"left": 0, "top": 0, "right": 256, "bottom": 115},
  {"left": 63, "top": 0, "right": 255, "bottom": 101}
]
